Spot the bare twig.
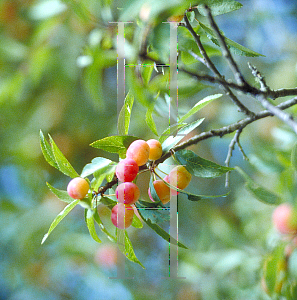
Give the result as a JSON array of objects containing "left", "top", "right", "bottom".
[
  {"left": 256, "top": 94, "right": 297, "bottom": 134},
  {"left": 156, "top": 96, "right": 297, "bottom": 164},
  {"left": 180, "top": 67, "right": 297, "bottom": 99},
  {"left": 248, "top": 63, "right": 269, "bottom": 93},
  {"left": 203, "top": 5, "right": 247, "bottom": 87},
  {"left": 183, "top": 14, "right": 254, "bottom": 116}
]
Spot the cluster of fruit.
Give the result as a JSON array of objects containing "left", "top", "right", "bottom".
[{"left": 66, "top": 138, "right": 192, "bottom": 230}]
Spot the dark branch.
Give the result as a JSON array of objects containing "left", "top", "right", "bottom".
[{"left": 182, "top": 14, "right": 254, "bottom": 116}]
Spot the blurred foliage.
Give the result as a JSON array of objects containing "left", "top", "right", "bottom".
[{"left": 1, "top": 0, "right": 297, "bottom": 299}]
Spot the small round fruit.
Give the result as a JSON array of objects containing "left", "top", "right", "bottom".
[
  {"left": 148, "top": 180, "right": 170, "bottom": 204},
  {"left": 147, "top": 139, "right": 163, "bottom": 161},
  {"left": 167, "top": 15, "right": 184, "bottom": 22},
  {"left": 111, "top": 203, "right": 134, "bottom": 229},
  {"left": 126, "top": 139, "right": 150, "bottom": 166},
  {"left": 116, "top": 158, "right": 139, "bottom": 182},
  {"left": 272, "top": 203, "right": 297, "bottom": 234},
  {"left": 164, "top": 174, "right": 178, "bottom": 196},
  {"left": 168, "top": 165, "right": 192, "bottom": 190},
  {"left": 67, "top": 177, "right": 89, "bottom": 199},
  {"left": 115, "top": 182, "right": 140, "bottom": 205}
]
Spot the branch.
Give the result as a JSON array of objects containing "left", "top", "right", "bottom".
[
  {"left": 156, "top": 96, "right": 297, "bottom": 164},
  {"left": 256, "top": 94, "right": 297, "bottom": 134},
  {"left": 180, "top": 67, "right": 297, "bottom": 99},
  {"left": 183, "top": 14, "right": 254, "bottom": 116},
  {"left": 203, "top": 5, "right": 247, "bottom": 87}
]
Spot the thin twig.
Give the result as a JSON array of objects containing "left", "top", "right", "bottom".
[
  {"left": 182, "top": 15, "right": 254, "bottom": 116},
  {"left": 248, "top": 63, "right": 270, "bottom": 93},
  {"left": 203, "top": 5, "right": 247, "bottom": 87},
  {"left": 155, "top": 96, "right": 297, "bottom": 164},
  {"left": 180, "top": 67, "right": 297, "bottom": 99},
  {"left": 256, "top": 94, "right": 297, "bottom": 134}
]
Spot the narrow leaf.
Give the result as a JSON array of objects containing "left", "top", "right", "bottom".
[
  {"left": 161, "top": 119, "right": 204, "bottom": 153},
  {"left": 90, "top": 135, "right": 139, "bottom": 156},
  {"left": 146, "top": 104, "right": 158, "bottom": 136},
  {"left": 39, "top": 130, "right": 58, "bottom": 169},
  {"left": 93, "top": 209, "right": 117, "bottom": 242},
  {"left": 117, "top": 230, "right": 145, "bottom": 269},
  {"left": 81, "top": 157, "right": 113, "bottom": 178},
  {"left": 138, "top": 209, "right": 188, "bottom": 249},
  {"left": 291, "top": 141, "right": 297, "bottom": 172},
  {"left": 131, "top": 213, "right": 143, "bottom": 228},
  {"left": 46, "top": 182, "right": 74, "bottom": 204},
  {"left": 197, "top": 0, "right": 243, "bottom": 16},
  {"left": 235, "top": 167, "right": 281, "bottom": 205},
  {"left": 135, "top": 203, "right": 170, "bottom": 224},
  {"left": 117, "top": 91, "right": 134, "bottom": 135},
  {"left": 159, "top": 123, "right": 187, "bottom": 144},
  {"left": 48, "top": 134, "right": 79, "bottom": 178},
  {"left": 178, "top": 94, "right": 222, "bottom": 123},
  {"left": 199, "top": 21, "right": 264, "bottom": 57},
  {"left": 41, "top": 199, "right": 80, "bottom": 244},
  {"left": 86, "top": 209, "right": 102, "bottom": 243},
  {"left": 175, "top": 149, "right": 233, "bottom": 178}
]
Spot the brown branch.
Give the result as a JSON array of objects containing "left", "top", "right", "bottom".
[
  {"left": 182, "top": 14, "right": 254, "bottom": 116},
  {"left": 155, "top": 96, "right": 297, "bottom": 164},
  {"left": 203, "top": 5, "right": 247, "bottom": 87}
]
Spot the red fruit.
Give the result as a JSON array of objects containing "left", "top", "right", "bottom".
[
  {"left": 115, "top": 182, "right": 140, "bottom": 205},
  {"left": 116, "top": 158, "right": 139, "bottom": 182},
  {"left": 67, "top": 177, "right": 89, "bottom": 199},
  {"left": 111, "top": 203, "right": 134, "bottom": 229},
  {"left": 272, "top": 203, "right": 297, "bottom": 234},
  {"left": 126, "top": 139, "right": 150, "bottom": 166}
]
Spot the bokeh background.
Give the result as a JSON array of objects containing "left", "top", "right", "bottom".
[{"left": 1, "top": 0, "right": 297, "bottom": 299}]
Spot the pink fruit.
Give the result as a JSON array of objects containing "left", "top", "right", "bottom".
[
  {"left": 115, "top": 182, "right": 140, "bottom": 205},
  {"left": 126, "top": 139, "right": 150, "bottom": 166},
  {"left": 111, "top": 203, "right": 134, "bottom": 229},
  {"left": 272, "top": 203, "right": 297, "bottom": 234},
  {"left": 67, "top": 177, "right": 89, "bottom": 199},
  {"left": 116, "top": 158, "right": 139, "bottom": 182}
]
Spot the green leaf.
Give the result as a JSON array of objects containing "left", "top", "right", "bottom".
[
  {"left": 98, "top": 196, "right": 118, "bottom": 210},
  {"left": 135, "top": 203, "right": 170, "bottom": 224},
  {"left": 142, "top": 64, "right": 154, "bottom": 85},
  {"left": 90, "top": 135, "right": 139, "bottom": 157},
  {"left": 117, "top": 90, "right": 134, "bottom": 135},
  {"left": 117, "top": 230, "right": 145, "bottom": 269},
  {"left": 131, "top": 213, "right": 143, "bottom": 228},
  {"left": 235, "top": 167, "right": 281, "bottom": 205},
  {"left": 86, "top": 209, "right": 102, "bottom": 243},
  {"left": 291, "top": 141, "right": 297, "bottom": 172},
  {"left": 161, "top": 119, "right": 204, "bottom": 153},
  {"left": 41, "top": 199, "right": 80, "bottom": 244},
  {"left": 178, "top": 94, "right": 222, "bottom": 123},
  {"left": 197, "top": 0, "right": 243, "bottom": 16},
  {"left": 48, "top": 134, "right": 79, "bottom": 178},
  {"left": 39, "top": 130, "right": 58, "bottom": 169},
  {"left": 138, "top": 209, "right": 188, "bottom": 249},
  {"left": 263, "top": 243, "right": 287, "bottom": 296},
  {"left": 199, "top": 21, "right": 264, "bottom": 57},
  {"left": 148, "top": 175, "right": 165, "bottom": 206},
  {"left": 46, "top": 182, "right": 74, "bottom": 204},
  {"left": 159, "top": 123, "right": 187, "bottom": 144},
  {"left": 93, "top": 209, "right": 117, "bottom": 242},
  {"left": 146, "top": 104, "right": 158, "bottom": 136},
  {"left": 81, "top": 157, "right": 114, "bottom": 178},
  {"left": 91, "top": 164, "right": 116, "bottom": 191},
  {"left": 174, "top": 149, "right": 233, "bottom": 178}
]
